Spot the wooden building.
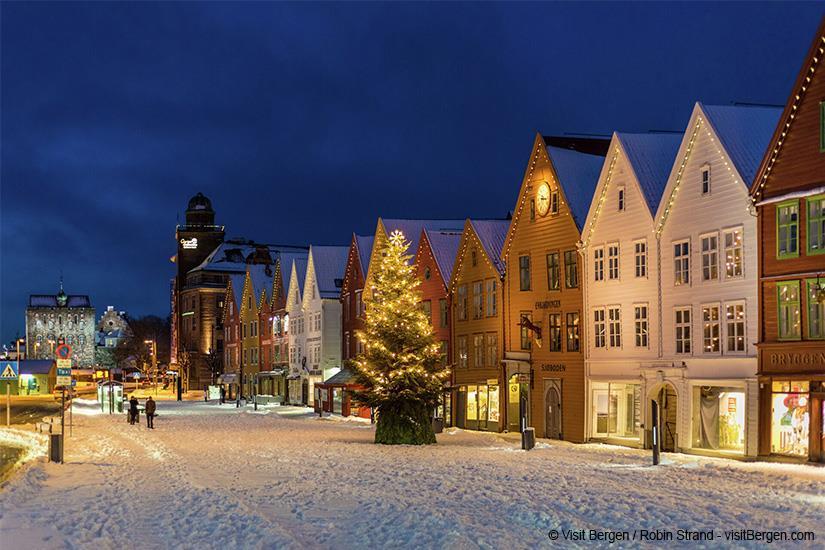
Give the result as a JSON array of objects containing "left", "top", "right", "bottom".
[
  {"left": 750, "top": 17, "right": 825, "bottom": 463},
  {"left": 286, "top": 258, "right": 309, "bottom": 404},
  {"left": 449, "top": 219, "right": 510, "bottom": 432},
  {"left": 501, "top": 135, "right": 608, "bottom": 442},
  {"left": 340, "top": 234, "right": 373, "bottom": 362}
]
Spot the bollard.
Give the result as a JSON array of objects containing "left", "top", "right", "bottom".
[
  {"left": 522, "top": 427, "right": 536, "bottom": 451},
  {"left": 49, "top": 433, "right": 64, "bottom": 463}
]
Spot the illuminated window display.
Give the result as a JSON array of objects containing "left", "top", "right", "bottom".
[
  {"left": 692, "top": 387, "right": 745, "bottom": 451},
  {"left": 591, "top": 382, "right": 640, "bottom": 440},
  {"left": 771, "top": 381, "right": 810, "bottom": 457},
  {"left": 462, "top": 384, "right": 500, "bottom": 431}
]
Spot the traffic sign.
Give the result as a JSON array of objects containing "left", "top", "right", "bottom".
[
  {"left": 56, "top": 365, "right": 72, "bottom": 387},
  {"left": 56, "top": 344, "right": 72, "bottom": 360},
  {"left": 56, "top": 358, "right": 71, "bottom": 369},
  {"left": 0, "top": 361, "right": 18, "bottom": 381}
]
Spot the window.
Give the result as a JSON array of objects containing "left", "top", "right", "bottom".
[
  {"left": 472, "top": 281, "right": 483, "bottom": 319},
  {"left": 777, "top": 201, "right": 799, "bottom": 258},
  {"left": 548, "top": 313, "right": 562, "bottom": 352},
  {"left": 546, "top": 252, "right": 560, "bottom": 290},
  {"left": 692, "top": 387, "right": 745, "bottom": 451},
  {"left": 726, "top": 303, "right": 746, "bottom": 352},
  {"left": 564, "top": 251, "right": 578, "bottom": 288},
  {"left": 424, "top": 266, "right": 431, "bottom": 280},
  {"left": 807, "top": 280, "right": 825, "bottom": 339},
  {"left": 724, "top": 229, "right": 744, "bottom": 278},
  {"left": 634, "top": 241, "right": 647, "bottom": 278},
  {"left": 520, "top": 313, "right": 532, "bottom": 350},
  {"left": 674, "top": 240, "right": 690, "bottom": 285},
  {"left": 457, "top": 284, "right": 468, "bottom": 321},
  {"left": 485, "top": 279, "right": 497, "bottom": 317},
  {"left": 473, "top": 334, "right": 484, "bottom": 368},
  {"left": 821, "top": 100, "right": 825, "bottom": 152},
  {"left": 608, "top": 307, "right": 621, "bottom": 347},
  {"left": 529, "top": 199, "right": 536, "bottom": 221},
  {"left": 701, "top": 234, "right": 718, "bottom": 281},
  {"left": 634, "top": 305, "right": 648, "bottom": 348},
  {"left": 771, "top": 380, "right": 810, "bottom": 456},
  {"left": 342, "top": 294, "right": 350, "bottom": 322},
  {"left": 566, "top": 312, "right": 580, "bottom": 352},
  {"left": 777, "top": 281, "right": 801, "bottom": 340},
  {"left": 593, "top": 248, "right": 604, "bottom": 282},
  {"left": 471, "top": 250, "right": 478, "bottom": 267},
  {"left": 519, "top": 256, "right": 531, "bottom": 291},
  {"left": 439, "top": 299, "right": 448, "bottom": 328},
  {"left": 617, "top": 187, "right": 625, "bottom": 211},
  {"left": 355, "top": 291, "right": 364, "bottom": 317},
  {"left": 457, "top": 336, "right": 468, "bottom": 368},
  {"left": 439, "top": 341, "right": 448, "bottom": 366},
  {"left": 701, "top": 165, "right": 711, "bottom": 195},
  {"left": 702, "top": 304, "right": 720, "bottom": 353},
  {"left": 422, "top": 300, "right": 432, "bottom": 325},
  {"left": 550, "top": 189, "right": 559, "bottom": 214},
  {"left": 607, "top": 244, "right": 619, "bottom": 280},
  {"left": 807, "top": 195, "right": 825, "bottom": 254},
  {"left": 486, "top": 333, "right": 497, "bottom": 367},
  {"left": 675, "top": 307, "right": 692, "bottom": 354},
  {"left": 593, "top": 309, "right": 606, "bottom": 348}
]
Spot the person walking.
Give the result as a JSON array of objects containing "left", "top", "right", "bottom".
[
  {"left": 145, "top": 396, "right": 156, "bottom": 429},
  {"left": 129, "top": 395, "right": 139, "bottom": 425}
]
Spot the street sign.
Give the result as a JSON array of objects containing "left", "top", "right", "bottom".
[
  {"left": 71, "top": 379, "right": 77, "bottom": 387},
  {"left": 56, "top": 344, "right": 72, "bottom": 360},
  {"left": 0, "top": 361, "right": 18, "bottom": 380},
  {"left": 56, "top": 365, "right": 72, "bottom": 387},
  {"left": 56, "top": 358, "right": 71, "bottom": 369}
]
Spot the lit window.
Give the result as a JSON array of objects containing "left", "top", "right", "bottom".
[
  {"left": 608, "top": 244, "right": 619, "bottom": 280},
  {"left": 702, "top": 304, "right": 720, "bottom": 353},
  {"left": 777, "top": 202, "right": 799, "bottom": 258},
  {"left": 520, "top": 313, "right": 532, "bottom": 350},
  {"left": 807, "top": 195, "right": 825, "bottom": 254},
  {"left": 593, "top": 248, "right": 604, "bottom": 282},
  {"left": 634, "top": 305, "right": 648, "bottom": 348},
  {"left": 726, "top": 303, "right": 746, "bottom": 352},
  {"left": 701, "top": 234, "right": 718, "bottom": 281},
  {"left": 593, "top": 309, "right": 605, "bottom": 348},
  {"left": 566, "top": 312, "right": 580, "bottom": 352},
  {"left": 675, "top": 307, "right": 692, "bottom": 354},
  {"left": 807, "top": 280, "right": 825, "bottom": 339},
  {"left": 777, "top": 282, "right": 801, "bottom": 340},
  {"left": 724, "top": 229, "right": 744, "bottom": 278},
  {"left": 674, "top": 240, "right": 690, "bottom": 285}
]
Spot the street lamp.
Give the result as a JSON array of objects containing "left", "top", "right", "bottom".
[{"left": 144, "top": 339, "right": 157, "bottom": 395}]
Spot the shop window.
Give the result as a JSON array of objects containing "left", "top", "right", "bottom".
[
  {"left": 723, "top": 229, "right": 743, "bottom": 278},
  {"left": 519, "top": 256, "right": 531, "bottom": 291},
  {"left": 467, "top": 386, "right": 478, "bottom": 421},
  {"left": 593, "top": 247, "right": 604, "bottom": 282},
  {"left": 777, "top": 201, "right": 799, "bottom": 259},
  {"left": 591, "top": 382, "right": 640, "bottom": 439},
  {"left": 634, "top": 305, "right": 648, "bottom": 348},
  {"left": 634, "top": 241, "right": 647, "bottom": 278},
  {"left": 548, "top": 314, "right": 562, "bottom": 352},
  {"left": 777, "top": 282, "right": 801, "bottom": 340},
  {"left": 546, "top": 252, "right": 560, "bottom": 290},
  {"left": 702, "top": 304, "right": 720, "bottom": 354},
  {"left": 692, "top": 387, "right": 745, "bottom": 451},
  {"left": 725, "top": 303, "right": 746, "bottom": 352},
  {"left": 485, "top": 279, "right": 497, "bottom": 317},
  {"left": 566, "top": 312, "right": 580, "bottom": 352},
  {"left": 807, "top": 280, "right": 825, "bottom": 339},
  {"left": 564, "top": 250, "right": 578, "bottom": 288},
  {"left": 770, "top": 381, "right": 810, "bottom": 457},
  {"left": 701, "top": 234, "right": 718, "bottom": 281},
  {"left": 808, "top": 195, "right": 825, "bottom": 254}
]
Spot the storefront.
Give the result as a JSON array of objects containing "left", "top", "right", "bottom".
[
  {"left": 589, "top": 381, "right": 642, "bottom": 446},
  {"left": 690, "top": 385, "right": 746, "bottom": 454},
  {"left": 455, "top": 380, "right": 501, "bottom": 432},
  {"left": 313, "top": 368, "right": 371, "bottom": 418},
  {"left": 254, "top": 369, "right": 287, "bottom": 404}
]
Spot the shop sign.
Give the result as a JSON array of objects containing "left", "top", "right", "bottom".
[
  {"left": 768, "top": 351, "right": 825, "bottom": 370},
  {"left": 535, "top": 300, "right": 561, "bottom": 309},
  {"left": 180, "top": 238, "right": 198, "bottom": 249},
  {"left": 540, "top": 363, "right": 566, "bottom": 372},
  {"left": 517, "top": 373, "right": 530, "bottom": 383},
  {"left": 486, "top": 379, "right": 498, "bottom": 385}
]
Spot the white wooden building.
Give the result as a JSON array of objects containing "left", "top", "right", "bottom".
[
  {"left": 581, "top": 132, "right": 681, "bottom": 448},
  {"left": 286, "top": 257, "right": 308, "bottom": 404}
]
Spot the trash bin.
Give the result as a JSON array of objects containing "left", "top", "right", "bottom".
[
  {"left": 432, "top": 417, "right": 444, "bottom": 434},
  {"left": 521, "top": 427, "right": 536, "bottom": 451},
  {"left": 49, "top": 433, "right": 64, "bottom": 463}
]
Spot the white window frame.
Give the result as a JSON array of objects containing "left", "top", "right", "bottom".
[
  {"left": 607, "top": 243, "right": 620, "bottom": 280},
  {"left": 701, "top": 303, "right": 721, "bottom": 355},
  {"left": 723, "top": 227, "right": 744, "bottom": 280},
  {"left": 593, "top": 247, "right": 604, "bottom": 282},
  {"left": 725, "top": 300, "right": 747, "bottom": 354},
  {"left": 700, "top": 232, "right": 719, "bottom": 282},
  {"left": 701, "top": 163, "right": 711, "bottom": 195},
  {"left": 617, "top": 186, "right": 625, "bottom": 212},
  {"left": 608, "top": 306, "right": 622, "bottom": 348},
  {"left": 675, "top": 306, "right": 692, "bottom": 355},
  {"left": 673, "top": 239, "right": 691, "bottom": 286},
  {"left": 633, "top": 239, "right": 647, "bottom": 278},
  {"left": 634, "top": 303, "right": 649, "bottom": 348},
  {"left": 593, "top": 308, "right": 606, "bottom": 348}
]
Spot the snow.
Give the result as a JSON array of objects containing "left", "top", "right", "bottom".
[{"left": 1, "top": 400, "right": 824, "bottom": 549}]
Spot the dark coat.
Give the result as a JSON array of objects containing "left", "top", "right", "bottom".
[
  {"left": 145, "top": 399, "right": 156, "bottom": 415},
  {"left": 129, "top": 398, "right": 139, "bottom": 412}
]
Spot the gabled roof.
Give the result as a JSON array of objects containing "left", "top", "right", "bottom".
[
  {"left": 321, "top": 367, "right": 358, "bottom": 386},
  {"left": 290, "top": 258, "right": 309, "bottom": 296},
  {"left": 423, "top": 230, "right": 462, "bottom": 284},
  {"left": 751, "top": 16, "right": 825, "bottom": 200},
  {"left": 468, "top": 220, "right": 509, "bottom": 276},
  {"left": 308, "top": 245, "right": 349, "bottom": 299},
  {"left": 227, "top": 273, "right": 246, "bottom": 308},
  {"left": 617, "top": 133, "right": 682, "bottom": 214},
  {"left": 190, "top": 241, "right": 309, "bottom": 274},
  {"left": 355, "top": 235, "right": 374, "bottom": 274},
  {"left": 379, "top": 219, "right": 465, "bottom": 259},
  {"left": 701, "top": 104, "right": 781, "bottom": 187},
  {"left": 29, "top": 295, "right": 92, "bottom": 308},
  {"left": 546, "top": 145, "right": 607, "bottom": 229},
  {"left": 247, "top": 264, "right": 275, "bottom": 306},
  {"left": 19, "top": 360, "right": 55, "bottom": 375}
]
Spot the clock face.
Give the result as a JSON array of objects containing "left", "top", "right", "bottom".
[{"left": 536, "top": 182, "right": 551, "bottom": 216}]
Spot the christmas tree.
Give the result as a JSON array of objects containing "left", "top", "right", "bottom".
[{"left": 352, "top": 230, "right": 450, "bottom": 445}]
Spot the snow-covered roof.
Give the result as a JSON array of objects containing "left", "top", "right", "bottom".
[
  {"left": 247, "top": 264, "right": 275, "bottom": 305},
  {"left": 546, "top": 146, "right": 606, "bottom": 230},
  {"left": 617, "top": 133, "right": 682, "bottom": 214},
  {"left": 228, "top": 273, "right": 246, "bottom": 307},
  {"left": 291, "top": 258, "right": 309, "bottom": 296},
  {"left": 19, "top": 360, "right": 55, "bottom": 375},
  {"left": 380, "top": 219, "right": 465, "bottom": 258},
  {"left": 321, "top": 368, "right": 358, "bottom": 386},
  {"left": 469, "top": 220, "right": 510, "bottom": 277},
  {"left": 29, "top": 295, "right": 92, "bottom": 308},
  {"left": 355, "top": 235, "right": 374, "bottom": 274},
  {"left": 424, "top": 230, "right": 462, "bottom": 284},
  {"left": 190, "top": 241, "right": 308, "bottom": 274},
  {"left": 309, "top": 245, "right": 349, "bottom": 299},
  {"left": 701, "top": 104, "right": 782, "bottom": 186}
]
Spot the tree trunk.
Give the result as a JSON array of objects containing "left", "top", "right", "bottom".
[{"left": 374, "top": 401, "right": 436, "bottom": 445}]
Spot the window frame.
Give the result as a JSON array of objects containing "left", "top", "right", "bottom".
[
  {"left": 776, "top": 200, "right": 800, "bottom": 259},
  {"left": 593, "top": 308, "right": 606, "bottom": 349},
  {"left": 518, "top": 255, "right": 531, "bottom": 291},
  {"left": 777, "top": 281, "right": 801, "bottom": 341},
  {"left": 725, "top": 300, "right": 747, "bottom": 353},
  {"left": 673, "top": 239, "right": 691, "bottom": 286},
  {"left": 550, "top": 189, "right": 559, "bottom": 215},
  {"left": 608, "top": 306, "right": 622, "bottom": 348},
  {"left": 548, "top": 313, "right": 562, "bottom": 352},
  {"left": 564, "top": 250, "right": 578, "bottom": 288},
  {"left": 566, "top": 312, "right": 580, "bottom": 352},
  {"left": 675, "top": 306, "right": 692, "bottom": 355},
  {"left": 700, "top": 163, "right": 711, "bottom": 195},
  {"left": 634, "top": 304, "right": 649, "bottom": 348},
  {"left": 701, "top": 303, "right": 721, "bottom": 355},
  {"left": 700, "top": 232, "right": 719, "bottom": 282},
  {"left": 472, "top": 280, "right": 483, "bottom": 320},
  {"left": 546, "top": 251, "right": 561, "bottom": 291},
  {"left": 806, "top": 279, "right": 825, "bottom": 340},
  {"left": 520, "top": 312, "right": 533, "bottom": 351},
  {"left": 723, "top": 227, "right": 744, "bottom": 279},
  {"left": 806, "top": 194, "right": 825, "bottom": 256},
  {"left": 593, "top": 247, "right": 604, "bottom": 282},
  {"left": 607, "top": 243, "right": 620, "bottom": 281},
  {"left": 617, "top": 186, "right": 625, "bottom": 212},
  {"left": 485, "top": 279, "right": 497, "bottom": 317},
  {"left": 634, "top": 240, "right": 647, "bottom": 278}
]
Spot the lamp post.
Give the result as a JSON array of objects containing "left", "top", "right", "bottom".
[{"left": 144, "top": 339, "right": 157, "bottom": 395}]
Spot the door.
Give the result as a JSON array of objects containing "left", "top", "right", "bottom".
[
  {"left": 544, "top": 379, "right": 562, "bottom": 440},
  {"left": 658, "top": 384, "right": 678, "bottom": 452}
]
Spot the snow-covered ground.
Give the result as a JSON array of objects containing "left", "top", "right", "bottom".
[{"left": 1, "top": 400, "right": 824, "bottom": 549}]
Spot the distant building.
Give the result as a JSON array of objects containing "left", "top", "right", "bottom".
[
  {"left": 95, "top": 306, "right": 131, "bottom": 369},
  {"left": 26, "top": 283, "right": 95, "bottom": 367}
]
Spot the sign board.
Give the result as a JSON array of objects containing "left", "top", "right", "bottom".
[
  {"left": 56, "top": 344, "right": 72, "bottom": 360},
  {"left": 0, "top": 361, "right": 19, "bottom": 380},
  {"left": 57, "top": 365, "right": 72, "bottom": 387},
  {"left": 71, "top": 379, "right": 77, "bottom": 387}
]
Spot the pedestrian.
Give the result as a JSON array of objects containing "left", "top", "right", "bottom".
[
  {"left": 129, "top": 395, "right": 139, "bottom": 425},
  {"left": 145, "top": 396, "right": 156, "bottom": 429}
]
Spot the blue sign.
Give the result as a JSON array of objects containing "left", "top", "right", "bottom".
[{"left": 0, "top": 361, "right": 19, "bottom": 380}]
